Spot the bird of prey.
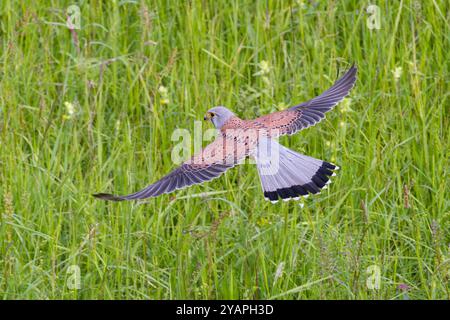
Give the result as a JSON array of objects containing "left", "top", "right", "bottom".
[{"left": 94, "top": 65, "right": 357, "bottom": 203}]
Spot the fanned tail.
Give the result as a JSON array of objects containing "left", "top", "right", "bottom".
[{"left": 255, "top": 139, "right": 339, "bottom": 203}]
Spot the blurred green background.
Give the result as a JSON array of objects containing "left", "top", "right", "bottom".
[{"left": 0, "top": 0, "right": 448, "bottom": 299}]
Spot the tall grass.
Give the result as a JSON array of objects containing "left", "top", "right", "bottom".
[{"left": 0, "top": 0, "right": 448, "bottom": 299}]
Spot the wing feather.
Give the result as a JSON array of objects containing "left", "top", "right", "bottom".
[
  {"left": 93, "top": 134, "right": 243, "bottom": 201},
  {"left": 251, "top": 65, "right": 357, "bottom": 136}
]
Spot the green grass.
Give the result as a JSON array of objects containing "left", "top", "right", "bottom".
[{"left": 0, "top": 0, "right": 449, "bottom": 299}]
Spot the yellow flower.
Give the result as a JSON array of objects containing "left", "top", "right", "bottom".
[
  {"left": 259, "top": 60, "right": 270, "bottom": 74},
  {"left": 277, "top": 102, "right": 288, "bottom": 110},
  {"left": 63, "top": 101, "right": 76, "bottom": 119},
  {"left": 254, "top": 60, "right": 271, "bottom": 77},
  {"left": 64, "top": 102, "right": 75, "bottom": 115},
  {"left": 158, "top": 86, "right": 170, "bottom": 105},
  {"left": 257, "top": 217, "right": 270, "bottom": 227},
  {"left": 296, "top": 0, "right": 307, "bottom": 9},
  {"left": 158, "top": 86, "right": 168, "bottom": 95},
  {"left": 392, "top": 67, "right": 402, "bottom": 81},
  {"left": 340, "top": 98, "right": 352, "bottom": 113}
]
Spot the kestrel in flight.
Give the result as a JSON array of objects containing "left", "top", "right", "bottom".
[{"left": 94, "top": 65, "right": 357, "bottom": 203}]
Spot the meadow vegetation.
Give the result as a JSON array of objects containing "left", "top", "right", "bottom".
[{"left": 0, "top": 0, "right": 448, "bottom": 299}]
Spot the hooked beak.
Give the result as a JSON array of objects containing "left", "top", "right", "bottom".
[{"left": 204, "top": 112, "right": 213, "bottom": 121}]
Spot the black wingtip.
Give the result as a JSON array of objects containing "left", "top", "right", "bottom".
[
  {"left": 340, "top": 63, "right": 358, "bottom": 90},
  {"left": 344, "top": 63, "right": 357, "bottom": 76},
  {"left": 92, "top": 193, "right": 125, "bottom": 201},
  {"left": 349, "top": 63, "right": 358, "bottom": 75}
]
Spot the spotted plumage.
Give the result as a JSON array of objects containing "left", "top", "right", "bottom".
[{"left": 93, "top": 65, "right": 357, "bottom": 202}]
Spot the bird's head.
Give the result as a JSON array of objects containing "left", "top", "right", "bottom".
[{"left": 204, "top": 106, "right": 235, "bottom": 129}]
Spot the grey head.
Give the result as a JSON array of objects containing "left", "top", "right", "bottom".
[{"left": 204, "top": 106, "right": 235, "bottom": 129}]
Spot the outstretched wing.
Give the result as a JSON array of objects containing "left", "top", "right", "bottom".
[
  {"left": 251, "top": 65, "right": 357, "bottom": 136},
  {"left": 93, "top": 133, "right": 247, "bottom": 201}
]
